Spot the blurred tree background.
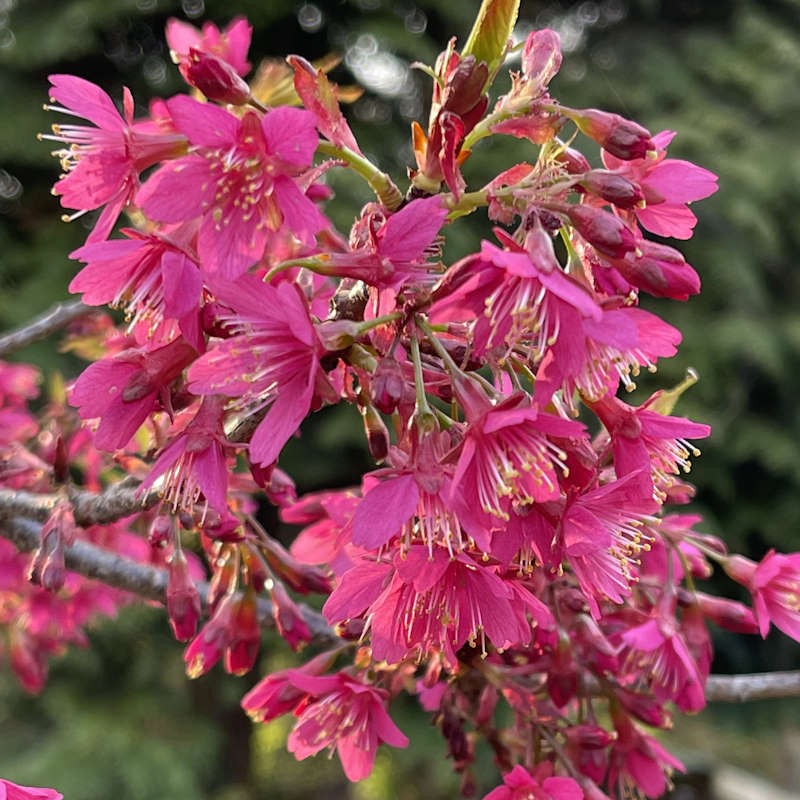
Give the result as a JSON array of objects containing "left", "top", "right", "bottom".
[{"left": 1, "top": 0, "right": 800, "bottom": 796}]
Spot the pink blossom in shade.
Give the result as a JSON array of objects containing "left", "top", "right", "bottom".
[
  {"left": 326, "top": 545, "right": 533, "bottom": 666},
  {"left": 69, "top": 225, "right": 204, "bottom": 351},
  {"left": 607, "top": 710, "right": 684, "bottom": 799},
  {"left": 431, "top": 231, "right": 601, "bottom": 363},
  {"left": 70, "top": 337, "right": 197, "bottom": 451},
  {"left": 560, "top": 473, "right": 658, "bottom": 618},
  {"left": 619, "top": 597, "right": 706, "bottom": 711},
  {"left": 43, "top": 75, "right": 186, "bottom": 243},
  {"left": 241, "top": 650, "right": 339, "bottom": 722},
  {"left": 285, "top": 672, "right": 409, "bottom": 782},
  {"left": 0, "top": 361, "right": 39, "bottom": 405},
  {"left": 603, "top": 130, "right": 718, "bottom": 240},
  {"left": 137, "top": 98, "right": 326, "bottom": 279},
  {"left": 321, "top": 196, "right": 447, "bottom": 290},
  {"left": 535, "top": 304, "right": 682, "bottom": 414},
  {"left": 0, "top": 778, "right": 63, "bottom": 800},
  {"left": 589, "top": 391, "right": 710, "bottom": 501},
  {"left": 188, "top": 276, "right": 331, "bottom": 468},
  {"left": 725, "top": 551, "right": 800, "bottom": 641},
  {"left": 139, "top": 395, "right": 230, "bottom": 516},
  {"left": 483, "top": 764, "right": 583, "bottom": 800},
  {"left": 450, "top": 378, "right": 585, "bottom": 543},
  {"left": 165, "top": 16, "right": 252, "bottom": 76}
]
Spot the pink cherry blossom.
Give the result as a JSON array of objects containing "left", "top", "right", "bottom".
[
  {"left": 165, "top": 16, "right": 252, "bottom": 76},
  {"left": 188, "top": 276, "right": 333, "bottom": 467},
  {"left": 43, "top": 75, "right": 186, "bottom": 242},
  {"left": 483, "top": 764, "right": 582, "bottom": 800},
  {"left": 725, "top": 550, "right": 800, "bottom": 641},
  {"left": 603, "top": 130, "right": 718, "bottom": 240},
  {"left": 137, "top": 97, "right": 326, "bottom": 278},
  {"left": 286, "top": 672, "right": 409, "bottom": 781},
  {"left": 0, "top": 778, "right": 62, "bottom": 800}
]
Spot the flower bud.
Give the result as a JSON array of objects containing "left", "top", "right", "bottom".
[
  {"left": 695, "top": 593, "right": 758, "bottom": 634},
  {"left": 181, "top": 48, "right": 251, "bottom": 105},
  {"left": 167, "top": 548, "right": 201, "bottom": 642},
  {"left": 270, "top": 581, "right": 312, "bottom": 651},
  {"left": 224, "top": 591, "right": 261, "bottom": 675},
  {"left": 148, "top": 514, "right": 174, "bottom": 548},
  {"left": 565, "top": 203, "right": 637, "bottom": 259},
  {"left": 579, "top": 169, "right": 643, "bottom": 209},
  {"left": 571, "top": 108, "right": 655, "bottom": 160},
  {"left": 360, "top": 403, "right": 389, "bottom": 463},
  {"left": 371, "top": 356, "right": 405, "bottom": 414},
  {"left": 184, "top": 593, "right": 235, "bottom": 678}
]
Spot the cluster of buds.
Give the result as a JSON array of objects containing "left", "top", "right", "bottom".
[{"left": 0, "top": 3, "right": 796, "bottom": 799}]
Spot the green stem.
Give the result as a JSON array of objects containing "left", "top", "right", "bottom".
[
  {"left": 410, "top": 334, "right": 436, "bottom": 431},
  {"left": 316, "top": 141, "right": 403, "bottom": 210}
]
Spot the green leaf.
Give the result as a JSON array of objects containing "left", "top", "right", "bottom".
[{"left": 461, "top": 0, "right": 520, "bottom": 74}]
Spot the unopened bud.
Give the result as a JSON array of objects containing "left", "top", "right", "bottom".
[
  {"left": 360, "top": 403, "right": 389, "bottom": 463},
  {"left": 167, "top": 548, "right": 202, "bottom": 642},
  {"left": 181, "top": 48, "right": 251, "bottom": 105},
  {"left": 556, "top": 146, "right": 592, "bottom": 175},
  {"left": 224, "top": 591, "right": 261, "bottom": 675},
  {"left": 270, "top": 581, "right": 312, "bottom": 651},
  {"left": 565, "top": 203, "right": 637, "bottom": 259},
  {"left": 579, "top": 169, "right": 643, "bottom": 209},
  {"left": 695, "top": 593, "right": 758, "bottom": 634},
  {"left": 371, "top": 356, "right": 406, "bottom": 414},
  {"left": 148, "top": 514, "right": 174, "bottom": 548},
  {"left": 571, "top": 108, "right": 654, "bottom": 160}
]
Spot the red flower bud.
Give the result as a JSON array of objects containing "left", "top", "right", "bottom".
[
  {"left": 224, "top": 591, "right": 261, "bottom": 675},
  {"left": 371, "top": 356, "right": 406, "bottom": 415},
  {"left": 565, "top": 203, "right": 637, "bottom": 258},
  {"left": 579, "top": 169, "right": 643, "bottom": 209},
  {"left": 571, "top": 108, "right": 654, "bottom": 160},
  {"left": 167, "top": 548, "right": 202, "bottom": 642},
  {"left": 181, "top": 48, "right": 251, "bottom": 105}
]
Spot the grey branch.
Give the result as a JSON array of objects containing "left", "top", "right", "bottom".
[
  {"left": 705, "top": 671, "right": 800, "bottom": 702},
  {"left": 0, "top": 300, "right": 94, "bottom": 356},
  {"left": 0, "top": 513, "right": 337, "bottom": 645},
  {"left": 0, "top": 479, "right": 157, "bottom": 526}
]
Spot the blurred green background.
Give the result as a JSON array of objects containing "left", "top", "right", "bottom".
[{"left": 1, "top": 0, "right": 800, "bottom": 796}]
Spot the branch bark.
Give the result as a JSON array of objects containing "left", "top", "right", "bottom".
[
  {"left": 0, "top": 513, "right": 337, "bottom": 646},
  {"left": 0, "top": 299, "right": 94, "bottom": 356}
]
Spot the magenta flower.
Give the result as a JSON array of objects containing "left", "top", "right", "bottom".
[
  {"left": 432, "top": 232, "right": 600, "bottom": 363},
  {"left": 69, "top": 225, "right": 204, "bottom": 350},
  {"left": 139, "top": 395, "right": 230, "bottom": 515},
  {"left": 536, "top": 304, "right": 681, "bottom": 413},
  {"left": 321, "top": 196, "right": 447, "bottom": 290},
  {"left": 603, "top": 130, "right": 718, "bottom": 240},
  {"left": 0, "top": 778, "right": 62, "bottom": 800},
  {"left": 725, "top": 550, "right": 800, "bottom": 641},
  {"left": 188, "top": 276, "right": 332, "bottom": 467},
  {"left": 286, "top": 672, "right": 409, "bottom": 781},
  {"left": 325, "top": 545, "right": 533, "bottom": 666},
  {"left": 482, "top": 764, "right": 582, "bottom": 800},
  {"left": 44, "top": 75, "right": 186, "bottom": 242},
  {"left": 451, "top": 378, "right": 584, "bottom": 544},
  {"left": 165, "top": 16, "right": 252, "bottom": 76},
  {"left": 70, "top": 337, "right": 197, "bottom": 451},
  {"left": 137, "top": 97, "right": 326, "bottom": 278},
  {"left": 590, "top": 391, "right": 710, "bottom": 500}
]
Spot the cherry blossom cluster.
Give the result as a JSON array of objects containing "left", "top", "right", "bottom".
[{"left": 1, "top": 5, "right": 799, "bottom": 799}]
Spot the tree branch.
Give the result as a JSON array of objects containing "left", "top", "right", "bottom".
[
  {"left": 0, "top": 514, "right": 337, "bottom": 646},
  {"left": 0, "top": 300, "right": 94, "bottom": 357},
  {"left": 705, "top": 671, "right": 800, "bottom": 702}
]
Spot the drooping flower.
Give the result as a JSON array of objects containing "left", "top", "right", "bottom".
[
  {"left": 69, "top": 224, "right": 204, "bottom": 350},
  {"left": 70, "top": 337, "right": 197, "bottom": 451},
  {"left": 137, "top": 97, "right": 326, "bottom": 278},
  {"left": 286, "top": 672, "right": 409, "bottom": 781},
  {"left": 188, "top": 275, "right": 333, "bottom": 467},
  {"left": 725, "top": 550, "right": 800, "bottom": 641},
  {"left": 43, "top": 75, "right": 186, "bottom": 242},
  {"left": 138, "top": 395, "right": 230, "bottom": 516}
]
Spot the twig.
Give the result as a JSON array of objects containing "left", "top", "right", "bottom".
[
  {"left": 0, "top": 479, "right": 157, "bottom": 526},
  {"left": 705, "top": 671, "right": 800, "bottom": 702},
  {"left": 0, "top": 300, "right": 94, "bottom": 357},
  {"left": 0, "top": 514, "right": 337, "bottom": 646}
]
